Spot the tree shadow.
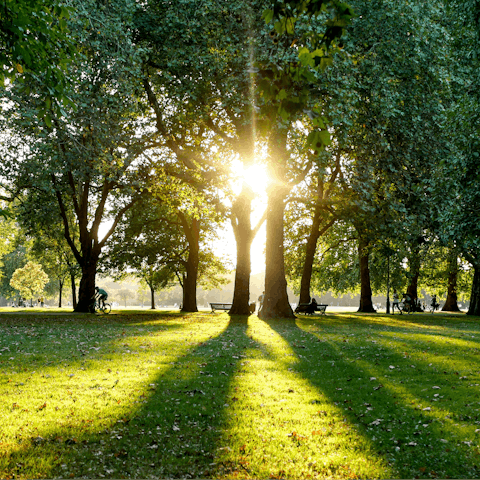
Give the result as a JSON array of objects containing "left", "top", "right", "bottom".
[
  {"left": 1, "top": 314, "right": 251, "bottom": 478},
  {"left": 263, "top": 317, "right": 480, "bottom": 479}
]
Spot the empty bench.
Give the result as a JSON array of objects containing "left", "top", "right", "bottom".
[
  {"left": 209, "top": 303, "right": 232, "bottom": 313},
  {"left": 295, "top": 303, "right": 328, "bottom": 315}
]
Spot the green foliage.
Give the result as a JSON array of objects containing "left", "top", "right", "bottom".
[
  {"left": 0, "top": 0, "right": 75, "bottom": 116},
  {"left": 1, "top": 0, "right": 154, "bottom": 310},
  {"left": 103, "top": 193, "right": 228, "bottom": 298},
  {"left": 10, "top": 261, "right": 49, "bottom": 299},
  {"left": 0, "top": 202, "right": 17, "bottom": 265}
]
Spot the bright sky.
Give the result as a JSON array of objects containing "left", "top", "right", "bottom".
[
  {"left": 99, "top": 160, "right": 270, "bottom": 275},
  {"left": 215, "top": 221, "right": 266, "bottom": 275},
  {"left": 224, "top": 161, "right": 269, "bottom": 275}
]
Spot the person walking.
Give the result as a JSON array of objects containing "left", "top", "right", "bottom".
[
  {"left": 392, "top": 290, "right": 400, "bottom": 314},
  {"left": 257, "top": 291, "right": 265, "bottom": 316}
]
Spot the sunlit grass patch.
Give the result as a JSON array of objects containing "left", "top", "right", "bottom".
[
  {"left": 1, "top": 310, "right": 480, "bottom": 478},
  {"left": 213, "top": 317, "right": 392, "bottom": 479}
]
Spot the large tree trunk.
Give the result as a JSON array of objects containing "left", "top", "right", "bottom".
[
  {"left": 75, "top": 259, "right": 98, "bottom": 312},
  {"left": 180, "top": 216, "right": 199, "bottom": 313},
  {"left": 298, "top": 160, "right": 339, "bottom": 305},
  {"left": 358, "top": 236, "right": 375, "bottom": 313},
  {"left": 259, "top": 128, "right": 294, "bottom": 320},
  {"left": 230, "top": 184, "right": 255, "bottom": 315},
  {"left": 182, "top": 255, "right": 198, "bottom": 312},
  {"left": 298, "top": 215, "right": 336, "bottom": 305},
  {"left": 406, "top": 254, "right": 421, "bottom": 307},
  {"left": 406, "top": 237, "right": 423, "bottom": 310},
  {"left": 298, "top": 215, "right": 321, "bottom": 305},
  {"left": 467, "top": 263, "right": 480, "bottom": 316},
  {"left": 442, "top": 252, "right": 460, "bottom": 312}
]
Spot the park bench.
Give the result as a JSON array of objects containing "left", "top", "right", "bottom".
[
  {"left": 294, "top": 303, "right": 328, "bottom": 315},
  {"left": 209, "top": 303, "right": 232, "bottom": 313}
]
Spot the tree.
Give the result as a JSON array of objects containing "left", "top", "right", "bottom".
[
  {"left": 10, "top": 261, "right": 48, "bottom": 304},
  {"left": 133, "top": 0, "right": 354, "bottom": 319},
  {"left": 30, "top": 230, "right": 78, "bottom": 307},
  {"left": 116, "top": 288, "right": 134, "bottom": 308},
  {"left": 284, "top": 0, "right": 452, "bottom": 312},
  {"left": 103, "top": 198, "right": 184, "bottom": 310},
  {"left": 255, "top": 0, "right": 355, "bottom": 319},
  {"left": 0, "top": 200, "right": 17, "bottom": 274},
  {"left": 134, "top": 0, "right": 259, "bottom": 314},
  {"left": 104, "top": 190, "right": 228, "bottom": 312},
  {"left": 1, "top": 0, "right": 154, "bottom": 312},
  {"left": 434, "top": 0, "right": 480, "bottom": 315}
]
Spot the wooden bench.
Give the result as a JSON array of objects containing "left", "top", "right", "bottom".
[
  {"left": 295, "top": 303, "right": 328, "bottom": 315},
  {"left": 209, "top": 303, "right": 232, "bottom": 313}
]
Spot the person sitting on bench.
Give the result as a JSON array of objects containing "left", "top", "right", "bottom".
[{"left": 306, "top": 297, "right": 318, "bottom": 314}]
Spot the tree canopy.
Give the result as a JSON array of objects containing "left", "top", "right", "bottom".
[{"left": 1, "top": 0, "right": 479, "bottom": 315}]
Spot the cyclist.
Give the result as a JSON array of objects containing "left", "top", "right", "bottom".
[
  {"left": 95, "top": 286, "right": 108, "bottom": 309},
  {"left": 402, "top": 292, "right": 413, "bottom": 312}
]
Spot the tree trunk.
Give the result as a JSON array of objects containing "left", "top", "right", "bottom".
[
  {"left": 182, "top": 255, "right": 198, "bottom": 312},
  {"left": 58, "top": 279, "right": 63, "bottom": 308},
  {"left": 229, "top": 231, "right": 252, "bottom": 315},
  {"left": 150, "top": 286, "right": 156, "bottom": 309},
  {"left": 75, "top": 261, "right": 98, "bottom": 312},
  {"left": 259, "top": 128, "right": 294, "bottom": 320},
  {"left": 230, "top": 184, "right": 255, "bottom": 315},
  {"left": 298, "top": 216, "right": 321, "bottom": 305},
  {"left": 74, "top": 234, "right": 100, "bottom": 313},
  {"left": 358, "top": 236, "right": 375, "bottom": 313},
  {"left": 180, "top": 216, "right": 200, "bottom": 313},
  {"left": 298, "top": 168, "right": 337, "bottom": 305},
  {"left": 406, "top": 238, "right": 422, "bottom": 310},
  {"left": 406, "top": 261, "right": 420, "bottom": 307},
  {"left": 468, "top": 263, "right": 480, "bottom": 316},
  {"left": 70, "top": 273, "right": 77, "bottom": 308},
  {"left": 442, "top": 252, "right": 460, "bottom": 312}
]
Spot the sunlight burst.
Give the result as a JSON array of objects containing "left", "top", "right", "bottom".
[{"left": 231, "top": 159, "right": 270, "bottom": 196}]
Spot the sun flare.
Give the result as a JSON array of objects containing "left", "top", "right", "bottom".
[{"left": 231, "top": 160, "right": 270, "bottom": 196}]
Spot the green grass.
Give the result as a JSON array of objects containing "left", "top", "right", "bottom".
[{"left": 1, "top": 309, "right": 480, "bottom": 479}]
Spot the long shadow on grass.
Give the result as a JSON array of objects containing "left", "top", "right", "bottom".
[
  {"left": 1, "top": 316, "right": 250, "bottom": 479},
  {"left": 318, "top": 311, "right": 478, "bottom": 332},
  {"left": 264, "top": 317, "right": 480, "bottom": 479}
]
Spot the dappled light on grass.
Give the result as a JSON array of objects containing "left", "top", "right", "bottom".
[
  {"left": 297, "top": 314, "right": 480, "bottom": 478},
  {"left": 213, "top": 317, "right": 393, "bottom": 479},
  {"left": 0, "top": 314, "right": 229, "bottom": 478}
]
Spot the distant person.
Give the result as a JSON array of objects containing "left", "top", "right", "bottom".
[
  {"left": 403, "top": 292, "right": 412, "bottom": 307},
  {"left": 95, "top": 286, "right": 108, "bottom": 308},
  {"left": 258, "top": 291, "right": 265, "bottom": 315},
  {"left": 431, "top": 294, "right": 439, "bottom": 311},
  {"left": 392, "top": 290, "right": 400, "bottom": 314},
  {"left": 306, "top": 297, "right": 318, "bottom": 314}
]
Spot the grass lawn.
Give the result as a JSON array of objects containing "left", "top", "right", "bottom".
[{"left": 1, "top": 309, "right": 480, "bottom": 479}]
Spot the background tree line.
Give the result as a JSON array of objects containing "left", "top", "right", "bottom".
[{"left": 1, "top": 0, "right": 480, "bottom": 316}]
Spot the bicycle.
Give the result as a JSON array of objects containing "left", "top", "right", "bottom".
[
  {"left": 399, "top": 301, "right": 413, "bottom": 315},
  {"left": 90, "top": 297, "right": 111, "bottom": 314}
]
